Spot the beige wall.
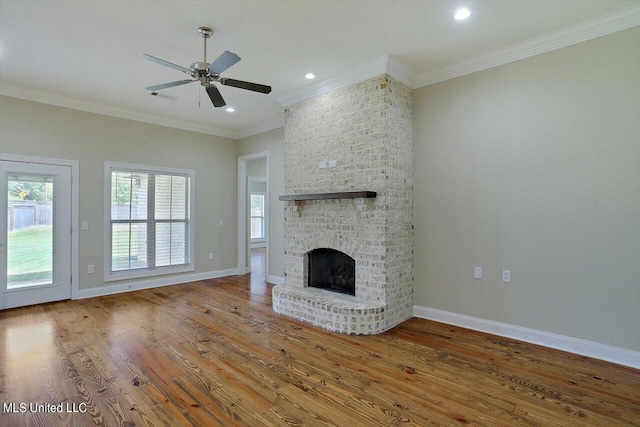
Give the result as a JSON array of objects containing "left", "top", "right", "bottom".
[
  {"left": 0, "top": 96, "right": 238, "bottom": 289},
  {"left": 413, "top": 28, "right": 640, "bottom": 351},
  {"left": 237, "top": 127, "right": 285, "bottom": 279},
  {"left": 246, "top": 158, "right": 267, "bottom": 179}
]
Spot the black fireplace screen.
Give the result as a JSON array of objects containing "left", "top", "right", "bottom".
[{"left": 307, "top": 248, "right": 355, "bottom": 296}]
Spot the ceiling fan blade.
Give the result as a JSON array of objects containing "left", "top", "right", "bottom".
[
  {"left": 205, "top": 85, "right": 226, "bottom": 107},
  {"left": 145, "top": 79, "right": 194, "bottom": 91},
  {"left": 136, "top": 53, "right": 192, "bottom": 74},
  {"left": 219, "top": 78, "right": 272, "bottom": 94},
  {"left": 207, "top": 51, "right": 241, "bottom": 74}
]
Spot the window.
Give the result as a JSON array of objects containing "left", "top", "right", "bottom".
[
  {"left": 105, "top": 162, "right": 194, "bottom": 281},
  {"left": 250, "top": 193, "right": 265, "bottom": 241}
]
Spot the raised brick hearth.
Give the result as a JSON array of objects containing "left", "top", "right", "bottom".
[{"left": 272, "top": 75, "right": 414, "bottom": 335}]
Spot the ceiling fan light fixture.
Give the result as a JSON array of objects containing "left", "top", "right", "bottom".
[
  {"left": 304, "top": 73, "right": 316, "bottom": 80},
  {"left": 454, "top": 8, "right": 471, "bottom": 20}
]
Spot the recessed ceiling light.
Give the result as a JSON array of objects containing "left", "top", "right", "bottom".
[
  {"left": 226, "top": 107, "right": 235, "bottom": 112},
  {"left": 305, "top": 73, "right": 316, "bottom": 80},
  {"left": 454, "top": 8, "right": 471, "bottom": 20}
]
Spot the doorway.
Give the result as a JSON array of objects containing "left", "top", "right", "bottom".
[
  {"left": 249, "top": 177, "right": 267, "bottom": 279},
  {"left": 237, "top": 152, "right": 269, "bottom": 278},
  {"left": 0, "top": 157, "right": 76, "bottom": 309}
]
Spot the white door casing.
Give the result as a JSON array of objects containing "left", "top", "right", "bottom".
[{"left": 1, "top": 158, "right": 73, "bottom": 309}]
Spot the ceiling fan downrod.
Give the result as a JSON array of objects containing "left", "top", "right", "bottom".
[{"left": 198, "top": 26, "right": 213, "bottom": 63}]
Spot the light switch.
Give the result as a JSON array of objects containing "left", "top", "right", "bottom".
[
  {"left": 474, "top": 267, "right": 482, "bottom": 279},
  {"left": 328, "top": 160, "right": 337, "bottom": 168},
  {"left": 81, "top": 221, "right": 89, "bottom": 231},
  {"left": 318, "top": 161, "right": 327, "bottom": 169},
  {"left": 218, "top": 219, "right": 224, "bottom": 226}
]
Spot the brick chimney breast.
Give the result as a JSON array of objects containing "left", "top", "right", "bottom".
[{"left": 273, "top": 74, "right": 414, "bottom": 335}]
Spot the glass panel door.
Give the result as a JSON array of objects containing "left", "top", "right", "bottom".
[
  {"left": 7, "top": 175, "right": 54, "bottom": 288},
  {"left": 1, "top": 160, "right": 72, "bottom": 309}
]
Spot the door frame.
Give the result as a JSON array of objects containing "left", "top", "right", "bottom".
[
  {"left": 0, "top": 153, "right": 79, "bottom": 303},
  {"left": 237, "top": 151, "right": 269, "bottom": 276}
]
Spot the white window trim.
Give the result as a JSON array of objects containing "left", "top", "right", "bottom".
[{"left": 104, "top": 161, "right": 195, "bottom": 282}]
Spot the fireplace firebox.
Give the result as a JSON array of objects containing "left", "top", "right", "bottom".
[{"left": 307, "top": 248, "right": 355, "bottom": 296}]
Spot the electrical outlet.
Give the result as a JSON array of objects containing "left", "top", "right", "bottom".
[
  {"left": 88, "top": 265, "right": 94, "bottom": 274},
  {"left": 502, "top": 270, "right": 511, "bottom": 283},
  {"left": 218, "top": 219, "right": 223, "bottom": 226},
  {"left": 209, "top": 253, "right": 214, "bottom": 261},
  {"left": 474, "top": 267, "right": 482, "bottom": 279},
  {"left": 328, "top": 160, "right": 337, "bottom": 168},
  {"left": 81, "top": 221, "right": 89, "bottom": 231},
  {"left": 318, "top": 161, "right": 327, "bottom": 169}
]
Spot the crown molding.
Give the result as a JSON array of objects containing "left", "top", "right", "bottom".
[
  {"left": 0, "top": 85, "right": 241, "bottom": 140},
  {"left": 275, "top": 56, "right": 388, "bottom": 107},
  {"left": 386, "top": 57, "right": 418, "bottom": 89},
  {"left": 275, "top": 4, "right": 639, "bottom": 108},
  {"left": 237, "top": 116, "right": 285, "bottom": 140},
  {"left": 415, "top": 3, "right": 640, "bottom": 88},
  {"left": 274, "top": 55, "right": 419, "bottom": 107}
]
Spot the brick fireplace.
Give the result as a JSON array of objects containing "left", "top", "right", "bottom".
[{"left": 272, "top": 74, "right": 414, "bottom": 335}]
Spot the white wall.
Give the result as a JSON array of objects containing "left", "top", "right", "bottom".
[
  {"left": 413, "top": 28, "right": 640, "bottom": 351},
  {"left": 0, "top": 96, "right": 239, "bottom": 290},
  {"left": 237, "top": 128, "right": 285, "bottom": 279}
]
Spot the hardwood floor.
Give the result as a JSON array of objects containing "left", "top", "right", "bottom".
[
  {"left": 252, "top": 247, "right": 267, "bottom": 275},
  {"left": 1, "top": 275, "right": 639, "bottom": 426}
]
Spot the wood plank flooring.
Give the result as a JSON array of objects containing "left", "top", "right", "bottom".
[{"left": 1, "top": 274, "right": 639, "bottom": 426}]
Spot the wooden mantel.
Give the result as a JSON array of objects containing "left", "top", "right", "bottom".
[{"left": 278, "top": 191, "right": 377, "bottom": 201}]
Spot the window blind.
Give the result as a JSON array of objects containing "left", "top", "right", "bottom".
[{"left": 110, "top": 168, "right": 190, "bottom": 273}]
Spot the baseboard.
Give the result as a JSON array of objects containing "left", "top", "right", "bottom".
[
  {"left": 413, "top": 305, "right": 640, "bottom": 369},
  {"left": 267, "top": 275, "right": 284, "bottom": 285},
  {"left": 251, "top": 242, "right": 267, "bottom": 248},
  {"left": 75, "top": 268, "right": 240, "bottom": 300}
]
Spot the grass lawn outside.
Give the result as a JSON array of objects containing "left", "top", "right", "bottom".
[{"left": 7, "top": 226, "right": 52, "bottom": 285}]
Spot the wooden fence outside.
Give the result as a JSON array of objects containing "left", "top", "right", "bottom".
[{"left": 7, "top": 201, "right": 52, "bottom": 231}]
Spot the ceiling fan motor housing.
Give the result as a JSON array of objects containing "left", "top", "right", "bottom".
[
  {"left": 190, "top": 62, "right": 210, "bottom": 75},
  {"left": 190, "top": 61, "right": 220, "bottom": 86}
]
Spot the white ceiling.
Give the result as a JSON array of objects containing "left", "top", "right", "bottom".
[{"left": 1, "top": 0, "right": 638, "bottom": 139}]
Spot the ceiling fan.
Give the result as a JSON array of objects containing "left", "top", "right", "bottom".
[{"left": 137, "top": 27, "right": 272, "bottom": 108}]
